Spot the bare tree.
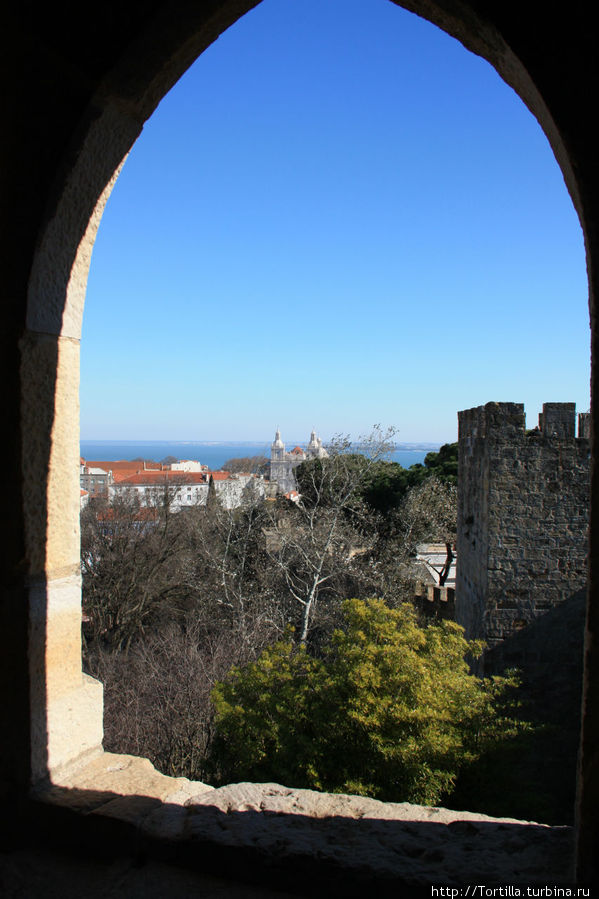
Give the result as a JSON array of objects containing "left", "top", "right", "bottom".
[
  {"left": 378, "top": 475, "right": 457, "bottom": 599},
  {"left": 399, "top": 476, "right": 457, "bottom": 559},
  {"left": 86, "top": 617, "right": 264, "bottom": 781},
  {"left": 81, "top": 488, "right": 189, "bottom": 650},
  {"left": 263, "top": 427, "right": 397, "bottom": 642},
  {"left": 181, "top": 497, "right": 288, "bottom": 648}
]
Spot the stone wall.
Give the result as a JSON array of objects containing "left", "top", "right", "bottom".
[{"left": 456, "top": 402, "right": 589, "bottom": 648}]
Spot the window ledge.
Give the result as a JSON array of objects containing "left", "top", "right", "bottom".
[{"left": 31, "top": 751, "right": 574, "bottom": 888}]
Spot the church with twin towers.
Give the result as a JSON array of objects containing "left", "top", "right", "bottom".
[{"left": 270, "top": 429, "right": 328, "bottom": 494}]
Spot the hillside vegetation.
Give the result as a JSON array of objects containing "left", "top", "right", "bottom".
[{"left": 81, "top": 439, "right": 538, "bottom": 815}]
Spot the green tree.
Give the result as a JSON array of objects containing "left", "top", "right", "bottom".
[
  {"left": 221, "top": 455, "right": 269, "bottom": 475},
  {"left": 359, "top": 460, "right": 416, "bottom": 518},
  {"left": 360, "top": 442, "right": 458, "bottom": 519},
  {"left": 211, "top": 599, "right": 523, "bottom": 805},
  {"left": 206, "top": 473, "right": 220, "bottom": 511},
  {"left": 423, "top": 442, "right": 458, "bottom": 485}
]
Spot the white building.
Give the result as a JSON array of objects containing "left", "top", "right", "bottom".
[
  {"left": 109, "top": 470, "right": 266, "bottom": 512},
  {"left": 79, "top": 459, "right": 113, "bottom": 499},
  {"left": 167, "top": 459, "right": 207, "bottom": 472},
  {"left": 80, "top": 455, "right": 266, "bottom": 513}
]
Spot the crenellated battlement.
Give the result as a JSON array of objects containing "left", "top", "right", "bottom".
[
  {"left": 458, "top": 401, "right": 589, "bottom": 443},
  {"left": 579, "top": 411, "right": 591, "bottom": 439},
  {"left": 538, "top": 402, "right": 576, "bottom": 438},
  {"left": 458, "top": 402, "right": 525, "bottom": 441}
]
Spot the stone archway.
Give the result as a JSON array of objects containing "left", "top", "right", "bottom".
[{"left": 5, "top": 0, "right": 597, "bottom": 882}]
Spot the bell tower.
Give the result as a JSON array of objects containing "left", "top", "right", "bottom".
[{"left": 271, "top": 428, "right": 285, "bottom": 462}]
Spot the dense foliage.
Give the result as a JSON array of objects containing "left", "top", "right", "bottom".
[
  {"left": 220, "top": 455, "right": 269, "bottom": 475},
  {"left": 423, "top": 442, "right": 458, "bottom": 485},
  {"left": 211, "top": 599, "right": 523, "bottom": 805},
  {"left": 295, "top": 441, "right": 458, "bottom": 522},
  {"left": 359, "top": 442, "right": 458, "bottom": 517}
]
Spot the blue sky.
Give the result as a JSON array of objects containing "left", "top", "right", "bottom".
[{"left": 80, "top": 0, "right": 589, "bottom": 444}]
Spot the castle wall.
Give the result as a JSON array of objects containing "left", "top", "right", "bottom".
[{"left": 456, "top": 402, "right": 589, "bottom": 646}]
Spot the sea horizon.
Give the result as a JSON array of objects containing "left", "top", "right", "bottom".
[{"left": 80, "top": 439, "right": 444, "bottom": 470}]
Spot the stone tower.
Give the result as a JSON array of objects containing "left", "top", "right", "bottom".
[
  {"left": 269, "top": 429, "right": 292, "bottom": 493},
  {"left": 455, "top": 402, "right": 590, "bottom": 648},
  {"left": 271, "top": 428, "right": 285, "bottom": 462}
]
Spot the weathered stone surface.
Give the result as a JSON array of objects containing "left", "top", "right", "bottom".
[
  {"left": 26, "top": 105, "right": 139, "bottom": 342},
  {"left": 36, "top": 753, "right": 572, "bottom": 887},
  {"left": 456, "top": 402, "right": 589, "bottom": 651},
  {"left": 48, "top": 751, "right": 214, "bottom": 805},
  {"left": 29, "top": 575, "right": 85, "bottom": 699},
  {"left": 44, "top": 761, "right": 572, "bottom": 886},
  {"left": 176, "top": 782, "right": 572, "bottom": 885},
  {"left": 20, "top": 330, "right": 107, "bottom": 784},
  {"left": 20, "top": 332, "right": 81, "bottom": 580},
  {"left": 42, "top": 675, "right": 104, "bottom": 782}
]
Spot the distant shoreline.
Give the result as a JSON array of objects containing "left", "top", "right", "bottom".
[
  {"left": 80, "top": 440, "right": 444, "bottom": 451},
  {"left": 80, "top": 440, "right": 444, "bottom": 471}
]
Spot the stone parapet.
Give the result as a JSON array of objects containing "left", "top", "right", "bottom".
[{"left": 35, "top": 756, "right": 573, "bottom": 888}]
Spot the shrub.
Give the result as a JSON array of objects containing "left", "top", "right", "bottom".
[{"left": 211, "top": 599, "right": 525, "bottom": 805}]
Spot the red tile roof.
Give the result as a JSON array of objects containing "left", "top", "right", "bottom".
[
  {"left": 116, "top": 472, "right": 208, "bottom": 486},
  {"left": 87, "top": 459, "right": 167, "bottom": 471},
  {"left": 97, "top": 507, "right": 160, "bottom": 522},
  {"left": 291, "top": 446, "right": 304, "bottom": 454},
  {"left": 111, "top": 470, "right": 137, "bottom": 483},
  {"left": 86, "top": 460, "right": 142, "bottom": 473}
]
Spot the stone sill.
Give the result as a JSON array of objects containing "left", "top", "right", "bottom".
[{"left": 29, "top": 751, "right": 574, "bottom": 892}]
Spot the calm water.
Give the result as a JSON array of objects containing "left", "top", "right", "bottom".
[{"left": 80, "top": 441, "right": 440, "bottom": 470}]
